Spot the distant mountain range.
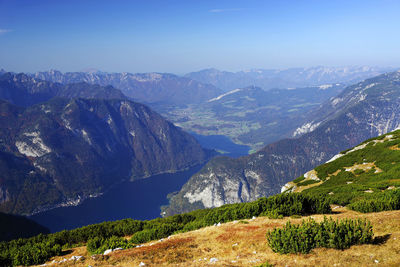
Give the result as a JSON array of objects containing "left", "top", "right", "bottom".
[
  {"left": 17, "top": 69, "right": 337, "bottom": 149},
  {"left": 3, "top": 67, "right": 394, "bottom": 150},
  {"left": 32, "top": 70, "right": 223, "bottom": 106},
  {"left": 0, "top": 73, "right": 212, "bottom": 215},
  {"left": 25, "top": 67, "right": 393, "bottom": 149},
  {"left": 0, "top": 72, "right": 126, "bottom": 107},
  {"left": 185, "top": 66, "right": 395, "bottom": 91},
  {"left": 163, "top": 70, "right": 400, "bottom": 215}
]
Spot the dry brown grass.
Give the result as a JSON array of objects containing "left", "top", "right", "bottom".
[
  {"left": 38, "top": 208, "right": 400, "bottom": 267},
  {"left": 343, "top": 162, "right": 383, "bottom": 174},
  {"left": 294, "top": 181, "right": 323, "bottom": 192},
  {"left": 389, "top": 144, "right": 400, "bottom": 150}
]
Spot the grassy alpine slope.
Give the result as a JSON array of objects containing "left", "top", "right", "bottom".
[{"left": 284, "top": 129, "right": 400, "bottom": 212}]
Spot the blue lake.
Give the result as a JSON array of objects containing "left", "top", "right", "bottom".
[
  {"left": 30, "top": 165, "right": 203, "bottom": 232},
  {"left": 30, "top": 134, "right": 249, "bottom": 232},
  {"left": 190, "top": 132, "right": 250, "bottom": 158}
]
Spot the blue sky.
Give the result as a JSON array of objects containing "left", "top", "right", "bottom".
[{"left": 0, "top": 0, "right": 399, "bottom": 73}]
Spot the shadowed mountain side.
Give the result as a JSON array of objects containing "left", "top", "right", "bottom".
[{"left": 0, "top": 212, "right": 49, "bottom": 241}]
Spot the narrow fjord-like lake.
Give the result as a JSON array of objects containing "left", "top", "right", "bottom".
[
  {"left": 30, "top": 165, "right": 203, "bottom": 232},
  {"left": 30, "top": 134, "right": 250, "bottom": 232}
]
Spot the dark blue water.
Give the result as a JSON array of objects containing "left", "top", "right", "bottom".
[
  {"left": 30, "top": 165, "right": 203, "bottom": 232},
  {"left": 190, "top": 132, "right": 250, "bottom": 157}
]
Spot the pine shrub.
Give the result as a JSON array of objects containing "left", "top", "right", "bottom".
[
  {"left": 87, "top": 236, "right": 132, "bottom": 255},
  {"left": 266, "top": 217, "right": 373, "bottom": 254},
  {"left": 348, "top": 189, "right": 400, "bottom": 213}
]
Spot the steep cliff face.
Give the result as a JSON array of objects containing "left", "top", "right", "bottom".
[
  {"left": 0, "top": 86, "right": 211, "bottom": 215},
  {"left": 163, "top": 71, "right": 400, "bottom": 215}
]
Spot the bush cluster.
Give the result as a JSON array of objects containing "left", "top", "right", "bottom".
[
  {"left": 266, "top": 217, "right": 373, "bottom": 254},
  {"left": 0, "top": 218, "right": 144, "bottom": 266},
  {"left": 348, "top": 189, "right": 400, "bottom": 213},
  {"left": 0, "top": 234, "right": 61, "bottom": 266},
  {"left": 0, "top": 193, "right": 331, "bottom": 265},
  {"left": 87, "top": 236, "right": 133, "bottom": 255}
]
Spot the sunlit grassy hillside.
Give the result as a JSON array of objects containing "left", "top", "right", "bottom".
[
  {"left": 36, "top": 207, "right": 400, "bottom": 266},
  {"left": 284, "top": 129, "right": 400, "bottom": 212}
]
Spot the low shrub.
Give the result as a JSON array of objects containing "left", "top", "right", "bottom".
[
  {"left": 266, "top": 209, "right": 283, "bottom": 219},
  {"left": 348, "top": 189, "right": 400, "bottom": 213},
  {"left": 130, "top": 229, "right": 157, "bottom": 244},
  {"left": 257, "top": 261, "right": 274, "bottom": 267},
  {"left": 266, "top": 217, "right": 373, "bottom": 254},
  {"left": 0, "top": 236, "right": 62, "bottom": 266},
  {"left": 293, "top": 175, "right": 305, "bottom": 183},
  {"left": 87, "top": 236, "right": 132, "bottom": 255},
  {"left": 181, "top": 220, "right": 207, "bottom": 232}
]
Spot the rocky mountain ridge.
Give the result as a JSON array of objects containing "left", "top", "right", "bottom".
[
  {"left": 0, "top": 72, "right": 126, "bottom": 107},
  {"left": 32, "top": 70, "right": 223, "bottom": 106},
  {"left": 293, "top": 70, "right": 400, "bottom": 137}
]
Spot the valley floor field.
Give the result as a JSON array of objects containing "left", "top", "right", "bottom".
[{"left": 38, "top": 207, "right": 400, "bottom": 266}]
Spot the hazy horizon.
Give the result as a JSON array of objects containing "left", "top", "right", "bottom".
[
  {"left": 2, "top": 64, "right": 399, "bottom": 77},
  {"left": 1, "top": 0, "right": 400, "bottom": 73}
]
